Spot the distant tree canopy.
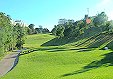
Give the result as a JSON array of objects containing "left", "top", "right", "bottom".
[
  {"left": 93, "top": 12, "right": 108, "bottom": 26},
  {"left": 28, "top": 24, "right": 35, "bottom": 34},
  {"left": 27, "top": 24, "right": 50, "bottom": 34},
  {"left": 51, "top": 12, "right": 113, "bottom": 38},
  {"left": 0, "top": 12, "right": 27, "bottom": 55}
]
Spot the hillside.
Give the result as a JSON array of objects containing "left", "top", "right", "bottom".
[
  {"left": 42, "top": 27, "right": 113, "bottom": 50},
  {"left": 1, "top": 34, "right": 113, "bottom": 79},
  {"left": 1, "top": 1, "right": 113, "bottom": 79}
]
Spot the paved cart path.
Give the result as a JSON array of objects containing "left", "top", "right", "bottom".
[{"left": 0, "top": 50, "right": 21, "bottom": 77}]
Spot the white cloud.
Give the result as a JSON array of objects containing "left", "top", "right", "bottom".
[
  {"left": 95, "top": 0, "right": 113, "bottom": 17},
  {"left": 96, "top": 0, "right": 112, "bottom": 8},
  {"left": 107, "top": 11, "right": 113, "bottom": 20}
]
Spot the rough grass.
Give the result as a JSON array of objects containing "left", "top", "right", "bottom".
[{"left": 1, "top": 34, "right": 113, "bottom": 79}]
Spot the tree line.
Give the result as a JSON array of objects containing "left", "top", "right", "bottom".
[
  {"left": 27, "top": 24, "right": 50, "bottom": 35},
  {"left": 51, "top": 12, "right": 113, "bottom": 38},
  {"left": 0, "top": 12, "right": 50, "bottom": 56},
  {"left": 0, "top": 12, "right": 27, "bottom": 56}
]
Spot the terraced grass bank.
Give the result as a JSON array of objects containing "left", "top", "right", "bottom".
[{"left": 1, "top": 34, "right": 113, "bottom": 79}]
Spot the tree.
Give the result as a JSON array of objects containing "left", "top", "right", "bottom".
[
  {"left": 0, "top": 12, "right": 27, "bottom": 56},
  {"left": 105, "top": 20, "right": 113, "bottom": 33},
  {"left": 27, "top": 27, "right": 32, "bottom": 35},
  {"left": 93, "top": 12, "right": 108, "bottom": 27},
  {"left": 0, "top": 12, "right": 13, "bottom": 52},
  {"left": 38, "top": 25, "right": 43, "bottom": 33},
  {"left": 35, "top": 28, "right": 40, "bottom": 34},
  {"left": 51, "top": 25, "right": 57, "bottom": 35},
  {"left": 64, "top": 22, "right": 74, "bottom": 37},
  {"left": 43, "top": 28, "right": 50, "bottom": 33},
  {"left": 28, "top": 24, "right": 35, "bottom": 34},
  {"left": 56, "top": 25, "right": 65, "bottom": 37},
  {"left": 15, "top": 23, "right": 26, "bottom": 49}
]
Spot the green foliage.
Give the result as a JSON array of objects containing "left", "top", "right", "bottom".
[
  {"left": 0, "top": 12, "right": 13, "bottom": 52},
  {"left": 14, "top": 23, "right": 26, "bottom": 49},
  {"left": 0, "top": 12, "right": 27, "bottom": 55},
  {"left": 107, "top": 20, "right": 113, "bottom": 33},
  {"left": 42, "top": 28, "right": 50, "bottom": 33},
  {"left": 35, "top": 27, "right": 50, "bottom": 34},
  {"left": 51, "top": 25, "right": 65, "bottom": 37},
  {"left": 51, "top": 25, "right": 57, "bottom": 35},
  {"left": 27, "top": 27, "right": 32, "bottom": 35},
  {"left": 51, "top": 12, "right": 111, "bottom": 47},
  {"left": 27, "top": 24, "right": 50, "bottom": 34},
  {"left": 28, "top": 24, "right": 35, "bottom": 34},
  {"left": 93, "top": 12, "right": 108, "bottom": 26},
  {"left": 56, "top": 25, "right": 65, "bottom": 37}
]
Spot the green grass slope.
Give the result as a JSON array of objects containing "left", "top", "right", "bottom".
[
  {"left": 1, "top": 34, "right": 113, "bottom": 79},
  {"left": 70, "top": 33, "right": 113, "bottom": 49},
  {"left": 42, "top": 26, "right": 113, "bottom": 50},
  {"left": 24, "top": 34, "right": 55, "bottom": 48}
]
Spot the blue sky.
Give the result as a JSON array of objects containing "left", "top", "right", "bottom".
[{"left": 0, "top": 0, "right": 113, "bottom": 30}]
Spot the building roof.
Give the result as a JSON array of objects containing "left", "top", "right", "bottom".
[{"left": 86, "top": 18, "right": 91, "bottom": 24}]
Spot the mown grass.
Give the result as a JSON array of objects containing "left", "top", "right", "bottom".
[
  {"left": 1, "top": 34, "right": 113, "bottom": 79},
  {"left": 24, "top": 34, "right": 55, "bottom": 48}
]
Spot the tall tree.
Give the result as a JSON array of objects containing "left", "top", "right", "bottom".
[
  {"left": 15, "top": 23, "right": 26, "bottom": 49},
  {"left": 28, "top": 24, "right": 35, "bottom": 34},
  {"left": 56, "top": 25, "right": 65, "bottom": 37}
]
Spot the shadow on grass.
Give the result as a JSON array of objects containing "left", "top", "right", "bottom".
[
  {"left": 61, "top": 52, "right": 113, "bottom": 77},
  {"left": 69, "top": 48, "right": 94, "bottom": 52},
  {"left": 41, "top": 35, "right": 89, "bottom": 46},
  {"left": 20, "top": 47, "right": 94, "bottom": 56},
  {"left": 76, "top": 33, "right": 110, "bottom": 48},
  {"left": 41, "top": 37, "right": 73, "bottom": 46},
  {"left": 20, "top": 47, "right": 68, "bottom": 56},
  {"left": 75, "top": 33, "right": 101, "bottom": 47},
  {"left": 41, "top": 33, "right": 111, "bottom": 49},
  {"left": 88, "top": 35, "right": 113, "bottom": 48}
]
